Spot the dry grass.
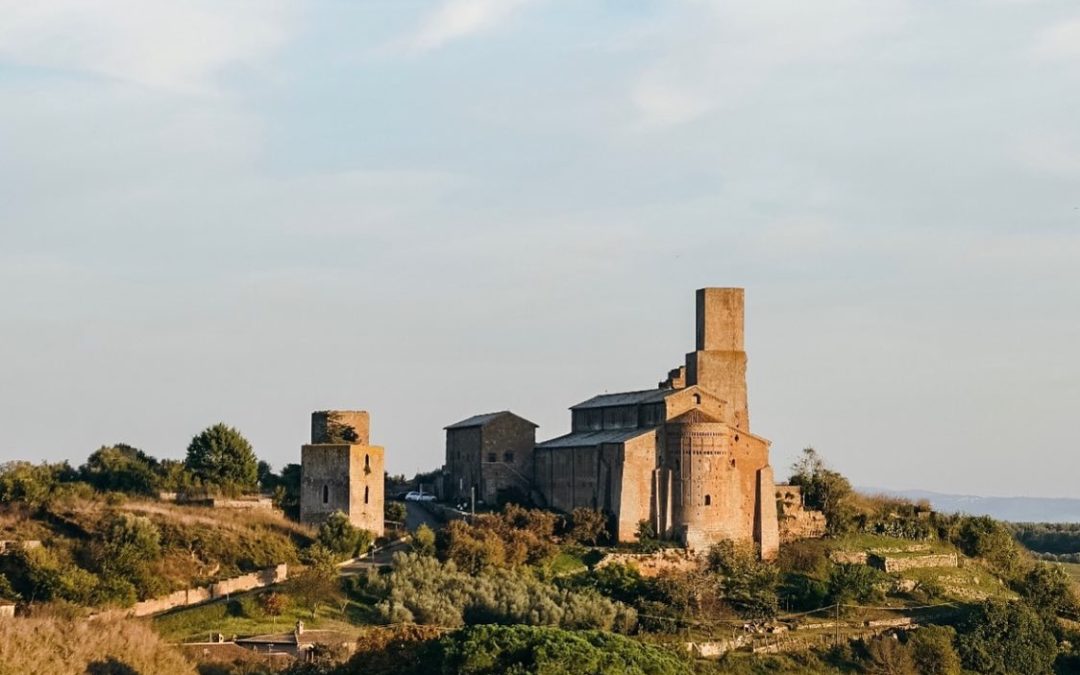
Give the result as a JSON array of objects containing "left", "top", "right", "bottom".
[{"left": 0, "top": 616, "right": 196, "bottom": 675}]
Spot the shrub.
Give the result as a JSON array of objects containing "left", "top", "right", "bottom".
[
  {"left": 908, "top": 625, "right": 960, "bottom": 675},
  {"left": 707, "top": 541, "right": 780, "bottom": 619},
  {"left": 956, "top": 599, "right": 1057, "bottom": 675},
  {"left": 787, "top": 447, "right": 855, "bottom": 535},
  {"left": 1013, "top": 562, "right": 1077, "bottom": 620},
  {"left": 862, "top": 634, "right": 916, "bottom": 675},
  {"left": 317, "top": 511, "right": 372, "bottom": 559},
  {"left": 80, "top": 445, "right": 160, "bottom": 496},
  {"left": 436, "top": 624, "right": 692, "bottom": 675},
  {"left": 369, "top": 552, "right": 636, "bottom": 632},
  {"left": 566, "top": 508, "right": 608, "bottom": 545},
  {"left": 828, "top": 563, "right": 884, "bottom": 606},
  {"left": 412, "top": 524, "right": 436, "bottom": 557},
  {"left": 385, "top": 501, "right": 407, "bottom": 523},
  {"left": 949, "top": 516, "right": 1023, "bottom": 580}
]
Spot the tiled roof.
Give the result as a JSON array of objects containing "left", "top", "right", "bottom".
[
  {"left": 445, "top": 411, "right": 538, "bottom": 430},
  {"left": 569, "top": 388, "right": 674, "bottom": 410},
  {"left": 536, "top": 428, "right": 655, "bottom": 449}
]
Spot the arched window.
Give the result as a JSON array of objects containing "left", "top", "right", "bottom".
[
  {"left": 364, "top": 486, "right": 370, "bottom": 504},
  {"left": 704, "top": 494, "right": 712, "bottom": 506},
  {"left": 692, "top": 393, "right": 701, "bottom": 405},
  {"left": 322, "top": 485, "right": 329, "bottom": 504}
]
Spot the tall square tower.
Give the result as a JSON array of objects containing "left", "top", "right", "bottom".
[{"left": 300, "top": 410, "right": 385, "bottom": 536}]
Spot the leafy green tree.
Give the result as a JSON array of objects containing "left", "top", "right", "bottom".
[
  {"left": 0, "top": 461, "right": 77, "bottom": 508},
  {"left": 1014, "top": 563, "right": 1077, "bottom": 620},
  {"left": 155, "top": 459, "right": 196, "bottom": 492},
  {"left": 183, "top": 423, "right": 258, "bottom": 490},
  {"left": 99, "top": 512, "right": 161, "bottom": 577},
  {"left": 788, "top": 447, "right": 855, "bottom": 535},
  {"left": 289, "top": 544, "right": 342, "bottom": 618},
  {"left": 863, "top": 634, "right": 916, "bottom": 675},
  {"left": 0, "top": 573, "right": 20, "bottom": 602},
  {"left": 707, "top": 541, "right": 780, "bottom": 619},
  {"left": 908, "top": 625, "right": 961, "bottom": 675},
  {"left": 412, "top": 524, "right": 436, "bottom": 557},
  {"left": 80, "top": 444, "right": 159, "bottom": 495},
  {"left": 567, "top": 507, "right": 608, "bottom": 545},
  {"left": 828, "top": 563, "right": 884, "bottom": 606},
  {"left": 437, "top": 625, "right": 692, "bottom": 675},
  {"left": 956, "top": 599, "right": 1057, "bottom": 675},
  {"left": 386, "top": 501, "right": 407, "bottom": 523},
  {"left": 317, "top": 511, "right": 373, "bottom": 559},
  {"left": 951, "top": 516, "right": 1024, "bottom": 580}
]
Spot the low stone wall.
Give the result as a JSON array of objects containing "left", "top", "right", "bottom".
[
  {"left": 129, "top": 564, "right": 288, "bottom": 617},
  {"left": 0, "top": 540, "right": 43, "bottom": 554},
  {"left": 418, "top": 501, "right": 469, "bottom": 523},
  {"left": 596, "top": 549, "right": 702, "bottom": 578},
  {"left": 872, "top": 553, "right": 958, "bottom": 573},
  {"left": 829, "top": 551, "right": 869, "bottom": 565}
]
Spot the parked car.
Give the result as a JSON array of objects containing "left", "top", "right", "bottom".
[{"left": 405, "top": 491, "right": 435, "bottom": 502}]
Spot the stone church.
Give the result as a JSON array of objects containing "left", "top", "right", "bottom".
[{"left": 445, "top": 288, "right": 780, "bottom": 558}]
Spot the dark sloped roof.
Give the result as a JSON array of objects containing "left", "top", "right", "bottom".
[
  {"left": 667, "top": 408, "right": 724, "bottom": 424},
  {"left": 536, "top": 428, "right": 655, "bottom": 449},
  {"left": 445, "top": 411, "right": 538, "bottom": 430},
  {"left": 570, "top": 388, "right": 673, "bottom": 410}
]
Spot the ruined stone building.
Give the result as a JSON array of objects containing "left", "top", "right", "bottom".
[
  {"left": 447, "top": 288, "right": 779, "bottom": 558},
  {"left": 300, "top": 410, "right": 384, "bottom": 536},
  {"left": 443, "top": 411, "right": 537, "bottom": 504}
]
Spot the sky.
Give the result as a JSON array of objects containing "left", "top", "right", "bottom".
[{"left": 1, "top": 0, "right": 1078, "bottom": 498}]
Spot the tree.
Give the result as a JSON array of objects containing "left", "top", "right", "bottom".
[
  {"left": 386, "top": 501, "right": 407, "bottom": 523},
  {"left": 567, "top": 508, "right": 608, "bottom": 545},
  {"left": 0, "top": 461, "right": 77, "bottom": 508},
  {"left": 183, "top": 423, "right": 258, "bottom": 491},
  {"left": 1015, "top": 563, "right": 1077, "bottom": 620},
  {"left": 908, "top": 625, "right": 961, "bottom": 675},
  {"left": 412, "top": 524, "right": 436, "bottom": 557},
  {"left": 289, "top": 545, "right": 342, "bottom": 618},
  {"left": 863, "top": 635, "right": 916, "bottom": 675},
  {"left": 789, "top": 447, "right": 856, "bottom": 535},
  {"left": 258, "top": 591, "right": 289, "bottom": 623},
  {"left": 828, "top": 563, "right": 884, "bottom": 605},
  {"left": 80, "top": 444, "right": 160, "bottom": 495},
  {"left": 956, "top": 599, "right": 1057, "bottom": 675},
  {"left": 317, "top": 511, "right": 372, "bottom": 559}
]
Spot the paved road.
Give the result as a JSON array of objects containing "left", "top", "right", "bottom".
[{"left": 404, "top": 501, "right": 441, "bottom": 532}]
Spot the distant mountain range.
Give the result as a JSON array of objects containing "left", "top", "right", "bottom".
[{"left": 859, "top": 488, "right": 1080, "bottom": 523}]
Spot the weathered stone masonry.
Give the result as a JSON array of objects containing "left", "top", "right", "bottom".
[{"left": 300, "top": 410, "right": 384, "bottom": 536}]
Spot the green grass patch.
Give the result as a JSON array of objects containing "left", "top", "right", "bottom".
[
  {"left": 1052, "top": 562, "right": 1080, "bottom": 588},
  {"left": 548, "top": 550, "right": 588, "bottom": 576},
  {"left": 831, "top": 533, "right": 954, "bottom": 555},
  {"left": 898, "top": 565, "right": 1015, "bottom": 603},
  {"left": 152, "top": 589, "right": 369, "bottom": 642}
]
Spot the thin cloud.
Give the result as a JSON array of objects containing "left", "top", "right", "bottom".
[
  {"left": 404, "top": 0, "right": 534, "bottom": 53},
  {"left": 0, "top": 0, "right": 295, "bottom": 93}
]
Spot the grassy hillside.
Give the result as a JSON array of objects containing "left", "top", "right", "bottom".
[
  {"left": 0, "top": 495, "right": 313, "bottom": 607},
  {"left": 0, "top": 616, "right": 196, "bottom": 675}
]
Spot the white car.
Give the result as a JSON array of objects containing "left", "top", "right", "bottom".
[{"left": 404, "top": 491, "right": 435, "bottom": 502}]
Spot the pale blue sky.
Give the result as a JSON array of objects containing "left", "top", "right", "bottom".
[{"left": 1, "top": 1, "right": 1078, "bottom": 497}]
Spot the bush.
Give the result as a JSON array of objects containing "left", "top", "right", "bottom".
[
  {"left": 412, "top": 524, "right": 436, "bottom": 557},
  {"left": 949, "top": 516, "right": 1023, "bottom": 580},
  {"left": 368, "top": 552, "right": 636, "bottom": 632},
  {"left": 827, "top": 563, "right": 884, "bottom": 606},
  {"left": 566, "top": 508, "right": 608, "bottom": 545},
  {"left": 908, "top": 625, "right": 960, "bottom": 675},
  {"left": 956, "top": 599, "right": 1057, "bottom": 675},
  {"left": 707, "top": 541, "right": 780, "bottom": 619},
  {"left": 787, "top": 447, "right": 856, "bottom": 535},
  {"left": 80, "top": 445, "right": 160, "bottom": 496},
  {"left": 385, "top": 501, "right": 407, "bottom": 523},
  {"left": 317, "top": 511, "right": 372, "bottom": 559},
  {"left": 436, "top": 624, "right": 692, "bottom": 675},
  {"left": 1013, "top": 562, "right": 1077, "bottom": 620},
  {"left": 862, "top": 634, "right": 915, "bottom": 675}
]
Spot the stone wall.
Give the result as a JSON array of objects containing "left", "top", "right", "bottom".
[
  {"left": 0, "top": 540, "right": 42, "bottom": 554},
  {"left": 872, "top": 553, "right": 958, "bottom": 573},
  {"left": 776, "top": 485, "right": 827, "bottom": 542},
  {"left": 596, "top": 549, "right": 702, "bottom": 578},
  {"left": 129, "top": 564, "right": 287, "bottom": 617}
]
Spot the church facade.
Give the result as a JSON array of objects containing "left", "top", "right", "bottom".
[{"left": 460, "top": 288, "right": 779, "bottom": 558}]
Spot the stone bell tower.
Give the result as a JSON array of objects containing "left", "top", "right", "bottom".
[{"left": 684, "top": 288, "right": 750, "bottom": 430}]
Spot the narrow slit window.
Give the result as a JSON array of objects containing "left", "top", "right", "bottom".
[
  {"left": 704, "top": 494, "right": 712, "bottom": 506},
  {"left": 322, "top": 485, "right": 329, "bottom": 504},
  {"left": 364, "top": 485, "right": 369, "bottom": 504}
]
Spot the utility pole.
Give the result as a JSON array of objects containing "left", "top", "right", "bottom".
[
  {"left": 470, "top": 486, "right": 475, "bottom": 517},
  {"left": 834, "top": 603, "right": 840, "bottom": 647}
]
